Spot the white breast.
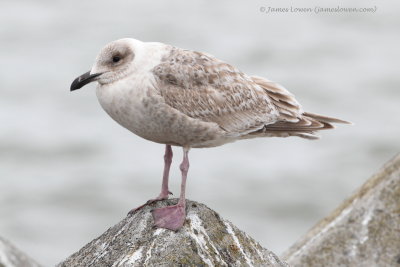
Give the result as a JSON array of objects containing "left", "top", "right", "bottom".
[{"left": 95, "top": 41, "right": 167, "bottom": 139}]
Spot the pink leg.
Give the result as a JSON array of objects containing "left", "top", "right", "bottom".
[
  {"left": 157, "top": 144, "right": 173, "bottom": 199},
  {"left": 129, "top": 145, "right": 173, "bottom": 214},
  {"left": 152, "top": 147, "right": 189, "bottom": 231}
]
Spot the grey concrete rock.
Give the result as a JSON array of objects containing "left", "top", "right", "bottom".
[
  {"left": 58, "top": 199, "right": 288, "bottom": 267},
  {"left": 283, "top": 154, "right": 400, "bottom": 266},
  {"left": 0, "top": 237, "right": 42, "bottom": 267}
]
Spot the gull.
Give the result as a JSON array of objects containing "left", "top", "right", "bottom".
[{"left": 70, "top": 38, "right": 350, "bottom": 231}]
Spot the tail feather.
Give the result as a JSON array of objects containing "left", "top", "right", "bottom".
[
  {"left": 303, "top": 112, "right": 352, "bottom": 125},
  {"left": 263, "top": 114, "right": 336, "bottom": 132},
  {"left": 248, "top": 112, "right": 350, "bottom": 140}
]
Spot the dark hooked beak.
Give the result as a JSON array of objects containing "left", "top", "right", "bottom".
[{"left": 70, "top": 71, "right": 102, "bottom": 91}]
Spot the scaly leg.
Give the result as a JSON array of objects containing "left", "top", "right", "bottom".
[
  {"left": 129, "top": 145, "right": 173, "bottom": 214},
  {"left": 152, "top": 147, "right": 189, "bottom": 231}
]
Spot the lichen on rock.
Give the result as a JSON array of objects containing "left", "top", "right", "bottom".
[
  {"left": 283, "top": 154, "right": 400, "bottom": 266},
  {"left": 57, "top": 199, "right": 288, "bottom": 267}
]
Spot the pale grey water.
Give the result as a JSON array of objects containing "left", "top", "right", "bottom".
[{"left": 1, "top": 0, "right": 399, "bottom": 265}]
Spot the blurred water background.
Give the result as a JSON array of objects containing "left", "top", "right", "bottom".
[{"left": 1, "top": 0, "right": 399, "bottom": 265}]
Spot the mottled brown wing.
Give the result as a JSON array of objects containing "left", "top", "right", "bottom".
[{"left": 152, "top": 48, "right": 279, "bottom": 134}]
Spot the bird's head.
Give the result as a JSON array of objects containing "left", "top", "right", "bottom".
[{"left": 70, "top": 38, "right": 139, "bottom": 91}]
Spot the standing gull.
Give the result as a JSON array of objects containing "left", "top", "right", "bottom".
[{"left": 71, "top": 38, "right": 350, "bottom": 231}]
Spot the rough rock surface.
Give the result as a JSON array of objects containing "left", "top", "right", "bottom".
[
  {"left": 283, "top": 154, "right": 400, "bottom": 266},
  {"left": 58, "top": 199, "right": 288, "bottom": 267},
  {"left": 0, "top": 236, "right": 42, "bottom": 267}
]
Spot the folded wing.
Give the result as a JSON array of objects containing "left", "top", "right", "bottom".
[{"left": 152, "top": 47, "right": 350, "bottom": 140}]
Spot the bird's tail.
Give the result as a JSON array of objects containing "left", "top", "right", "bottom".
[
  {"left": 302, "top": 112, "right": 351, "bottom": 125},
  {"left": 247, "top": 112, "right": 351, "bottom": 140},
  {"left": 249, "top": 76, "right": 351, "bottom": 140}
]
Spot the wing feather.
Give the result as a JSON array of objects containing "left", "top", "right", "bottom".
[
  {"left": 250, "top": 76, "right": 302, "bottom": 123},
  {"left": 152, "top": 48, "right": 279, "bottom": 134}
]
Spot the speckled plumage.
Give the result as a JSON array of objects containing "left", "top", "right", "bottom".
[
  {"left": 71, "top": 38, "right": 350, "bottom": 230},
  {"left": 153, "top": 48, "right": 278, "bottom": 135}
]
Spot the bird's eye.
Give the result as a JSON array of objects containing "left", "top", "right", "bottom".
[{"left": 112, "top": 56, "right": 121, "bottom": 63}]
